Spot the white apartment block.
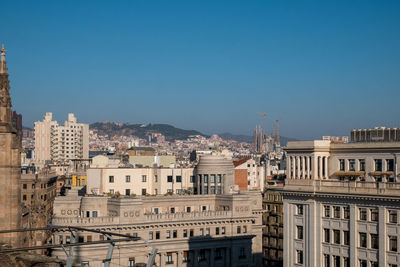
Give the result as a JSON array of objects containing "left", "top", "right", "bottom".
[
  {"left": 34, "top": 112, "right": 89, "bottom": 163},
  {"left": 282, "top": 140, "right": 400, "bottom": 267},
  {"left": 234, "top": 158, "right": 266, "bottom": 191},
  {"left": 87, "top": 167, "right": 195, "bottom": 196}
]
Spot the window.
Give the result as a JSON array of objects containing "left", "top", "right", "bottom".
[
  {"left": 343, "top": 257, "right": 350, "bottom": 267},
  {"left": 166, "top": 230, "right": 171, "bottom": 239},
  {"left": 343, "top": 231, "right": 350, "bottom": 246},
  {"left": 155, "top": 231, "right": 160, "bottom": 240},
  {"left": 324, "top": 206, "right": 330, "bottom": 218},
  {"left": 370, "top": 208, "right": 378, "bottom": 221},
  {"left": 359, "top": 159, "right": 365, "bottom": 171},
  {"left": 190, "top": 176, "right": 195, "bottom": 183},
  {"left": 344, "top": 206, "right": 350, "bottom": 219},
  {"left": 243, "top": 226, "right": 247, "bottom": 233},
  {"left": 176, "top": 176, "right": 182, "bottom": 182},
  {"left": 389, "top": 210, "right": 397, "bottom": 223},
  {"left": 205, "top": 228, "right": 210, "bottom": 236},
  {"left": 389, "top": 264, "right": 398, "bottom": 267},
  {"left": 359, "top": 232, "right": 367, "bottom": 248},
  {"left": 333, "top": 206, "right": 341, "bottom": 218},
  {"left": 324, "top": 254, "right": 330, "bottom": 267},
  {"left": 166, "top": 253, "right": 173, "bottom": 264},
  {"left": 81, "top": 261, "right": 89, "bottom": 267},
  {"left": 333, "top": 256, "right": 340, "bottom": 267},
  {"left": 204, "top": 174, "right": 209, "bottom": 183},
  {"left": 170, "top": 207, "right": 175, "bottom": 213},
  {"left": 375, "top": 159, "right": 382, "bottom": 171},
  {"left": 109, "top": 176, "right": 114, "bottom": 183},
  {"left": 210, "top": 186, "right": 215, "bottom": 194},
  {"left": 359, "top": 208, "right": 367, "bottom": 221},
  {"left": 173, "top": 230, "right": 177, "bottom": 238},
  {"left": 297, "top": 204, "right": 304, "bottom": 215},
  {"left": 109, "top": 189, "right": 114, "bottom": 194},
  {"left": 349, "top": 159, "right": 355, "bottom": 171},
  {"left": 183, "top": 229, "right": 187, "bottom": 237},
  {"left": 66, "top": 236, "right": 71, "bottom": 244},
  {"left": 359, "top": 259, "right": 367, "bottom": 267},
  {"left": 339, "top": 159, "right": 345, "bottom": 171},
  {"left": 190, "top": 229, "right": 194, "bottom": 237},
  {"left": 296, "top": 250, "right": 303, "bottom": 264},
  {"left": 153, "top": 208, "right": 159, "bottom": 214},
  {"left": 215, "top": 248, "right": 222, "bottom": 259},
  {"left": 324, "top": 229, "right": 330, "bottom": 243},
  {"left": 210, "top": 174, "right": 215, "bottom": 183},
  {"left": 23, "top": 184, "right": 27, "bottom": 189},
  {"left": 128, "top": 258, "right": 135, "bottom": 267},
  {"left": 222, "top": 227, "right": 226, "bottom": 234},
  {"left": 92, "top": 211, "right": 98, "bottom": 217},
  {"left": 154, "top": 175, "right": 158, "bottom": 183},
  {"left": 141, "top": 189, "right": 146, "bottom": 195},
  {"left": 370, "top": 234, "right": 378, "bottom": 249},
  {"left": 370, "top": 262, "right": 378, "bottom": 267},
  {"left": 217, "top": 174, "right": 222, "bottom": 183},
  {"left": 23, "top": 195, "right": 27, "bottom": 201},
  {"left": 142, "top": 175, "right": 147, "bottom": 182},
  {"left": 215, "top": 227, "right": 220, "bottom": 235},
  {"left": 333, "top": 230, "right": 340, "bottom": 244},
  {"left": 200, "top": 228, "right": 204, "bottom": 236},
  {"left": 297, "top": 226, "right": 303, "bottom": 240},
  {"left": 239, "top": 247, "right": 246, "bottom": 259},
  {"left": 387, "top": 159, "right": 394, "bottom": 172},
  {"left": 389, "top": 236, "right": 397, "bottom": 252},
  {"left": 167, "top": 176, "right": 173, "bottom": 183},
  {"left": 237, "top": 226, "right": 241, "bottom": 234},
  {"left": 183, "top": 251, "right": 189, "bottom": 262},
  {"left": 125, "top": 175, "right": 130, "bottom": 182},
  {"left": 87, "top": 235, "right": 92, "bottom": 242},
  {"left": 125, "top": 189, "right": 130, "bottom": 196}
]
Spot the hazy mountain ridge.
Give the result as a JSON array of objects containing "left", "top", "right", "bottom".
[{"left": 90, "top": 122, "right": 208, "bottom": 141}]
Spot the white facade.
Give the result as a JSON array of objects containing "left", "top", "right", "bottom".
[
  {"left": 34, "top": 112, "right": 89, "bottom": 163},
  {"left": 234, "top": 158, "right": 266, "bottom": 191},
  {"left": 283, "top": 140, "right": 400, "bottom": 267},
  {"left": 87, "top": 167, "right": 195, "bottom": 196}
]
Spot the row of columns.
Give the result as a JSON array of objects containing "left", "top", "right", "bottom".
[
  {"left": 156, "top": 248, "right": 232, "bottom": 267},
  {"left": 288, "top": 155, "right": 329, "bottom": 179}
]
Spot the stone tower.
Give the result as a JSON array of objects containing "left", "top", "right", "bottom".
[{"left": 0, "top": 44, "right": 22, "bottom": 247}]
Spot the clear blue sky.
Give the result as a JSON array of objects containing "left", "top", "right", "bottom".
[{"left": 2, "top": 1, "right": 400, "bottom": 139}]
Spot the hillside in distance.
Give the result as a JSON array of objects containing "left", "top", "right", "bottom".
[{"left": 90, "top": 122, "right": 208, "bottom": 141}]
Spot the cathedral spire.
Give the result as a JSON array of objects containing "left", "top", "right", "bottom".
[{"left": 0, "top": 44, "right": 8, "bottom": 74}]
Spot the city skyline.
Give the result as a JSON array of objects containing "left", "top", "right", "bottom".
[{"left": 3, "top": 1, "right": 400, "bottom": 139}]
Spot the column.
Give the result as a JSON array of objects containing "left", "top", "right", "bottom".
[
  {"left": 225, "top": 247, "right": 231, "bottom": 267},
  {"left": 288, "top": 156, "right": 292, "bottom": 179},
  {"left": 318, "top": 156, "right": 322, "bottom": 179},
  {"left": 378, "top": 206, "right": 386, "bottom": 267},
  {"left": 313, "top": 155, "right": 318, "bottom": 179},
  {"left": 176, "top": 251, "right": 181, "bottom": 267},
  {"left": 210, "top": 248, "right": 215, "bottom": 266},
  {"left": 306, "top": 156, "right": 310, "bottom": 179},
  {"left": 349, "top": 205, "right": 357, "bottom": 267},
  {"left": 293, "top": 156, "right": 297, "bottom": 179},
  {"left": 297, "top": 157, "right": 301, "bottom": 179},
  {"left": 324, "top": 156, "right": 328, "bottom": 179},
  {"left": 301, "top": 156, "right": 305, "bottom": 179},
  {"left": 194, "top": 250, "right": 199, "bottom": 267}
]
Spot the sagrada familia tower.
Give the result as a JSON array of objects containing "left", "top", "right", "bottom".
[{"left": 0, "top": 44, "right": 22, "bottom": 247}]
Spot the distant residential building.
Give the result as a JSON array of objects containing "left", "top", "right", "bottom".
[
  {"left": 283, "top": 138, "right": 400, "bottom": 267},
  {"left": 20, "top": 169, "right": 57, "bottom": 247},
  {"left": 262, "top": 187, "right": 283, "bottom": 267},
  {"left": 127, "top": 146, "right": 156, "bottom": 156},
  {"left": 322, "top": 135, "right": 349, "bottom": 143},
  {"left": 351, "top": 126, "right": 400, "bottom": 142},
  {"left": 234, "top": 158, "right": 265, "bottom": 191},
  {"left": 34, "top": 112, "right": 89, "bottom": 164}
]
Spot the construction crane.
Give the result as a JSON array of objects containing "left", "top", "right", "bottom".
[{"left": 256, "top": 112, "right": 266, "bottom": 137}]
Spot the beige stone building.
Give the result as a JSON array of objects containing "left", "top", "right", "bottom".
[
  {"left": 51, "top": 190, "right": 263, "bottom": 267},
  {"left": 34, "top": 112, "right": 89, "bottom": 164},
  {"left": 283, "top": 139, "right": 400, "bottom": 267}
]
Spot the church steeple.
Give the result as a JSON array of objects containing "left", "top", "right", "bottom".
[
  {"left": 0, "top": 44, "right": 12, "bottom": 124},
  {"left": 0, "top": 44, "right": 8, "bottom": 74}
]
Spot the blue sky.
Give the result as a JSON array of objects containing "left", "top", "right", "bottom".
[{"left": 2, "top": 1, "right": 400, "bottom": 139}]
